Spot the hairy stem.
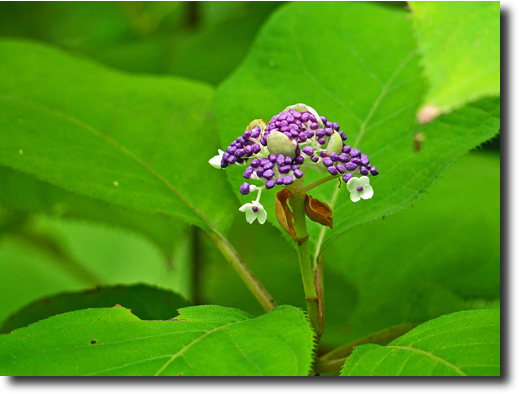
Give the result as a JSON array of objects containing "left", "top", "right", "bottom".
[
  {"left": 313, "top": 252, "right": 325, "bottom": 336},
  {"left": 204, "top": 230, "right": 277, "bottom": 313},
  {"left": 289, "top": 192, "right": 322, "bottom": 336}
]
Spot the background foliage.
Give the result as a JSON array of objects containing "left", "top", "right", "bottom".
[{"left": 0, "top": 1, "right": 499, "bottom": 376}]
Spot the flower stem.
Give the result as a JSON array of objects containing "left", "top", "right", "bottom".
[
  {"left": 288, "top": 192, "right": 322, "bottom": 336},
  {"left": 301, "top": 174, "right": 338, "bottom": 193},
  {"left": 204, "top": 230, "right": 277, "bottom": 313}
]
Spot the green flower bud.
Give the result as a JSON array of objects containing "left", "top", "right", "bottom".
[{"left": 267, "top": 131, "right": 298, "bottom": 158}]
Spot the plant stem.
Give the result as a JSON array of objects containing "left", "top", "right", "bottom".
[
  {"left": 204, "top": 230, "right": 277, "bottom": 313},
  {"left": 288, "top": 192, "right": 322, "bottom": 336},
  {"left": 313, "top": 252, "right": 325, "bottom": 336},
  {"left": 301, "top": 174, "right": 338, "bottom": 194}
]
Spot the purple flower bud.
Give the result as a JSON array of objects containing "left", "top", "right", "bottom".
[
  {"left": 266, "top": 180, "right": 276, "bottom": 189},
  {"left": 301, "top": 113, "right": 310, "bottom": 122},
  {"left": 251, "top": 127, "right": 261, "bottom": 138},
  {"left": 338, "top": 153, "right": 349, "bottom": 163},
  {"left": 276, "top": 154, "right": 285, "bottom": 166},
  {"left": 235, "top": 157, "right": 244, "bottom": 164},
  {"left": 227, "top": 155, "right": 236, "bottom": 164},
  {"left": 320, "top": 116, "right": 328, "bottom": 123},
  {"left": 286, "top": 115, "right": 295, "bottom": 123},
  {"left": 345, "top": 162, "right": 357, "bottom": 171},
  {"left": 294, "top": 169, "right": 304, "bottom": 178},
  {"left": 325, "top": 121, "right": 332, "bottom": 128},
  {"left": 350, "top": 148, "right": 361, "bottom": 158},
  {"left": 323, "top": 157, "right": 333, "bottom": 167},
  {"left": 244, "top": 145, "right": 252, "bottom": 155},
  {"left": 295, "top": 155, "right": 305, "bottom": 164},
  {"left": 251, "top": 158, "right": 260, "bottom": 168},
  {"left": 311, "top": 155, "right": 319, "bottom": 162},
  {"left": 226, "top": 146, "right": 235, "bottom": 155},
  {"left": 283, "top": 176, "right": 294, "bottom": 185},
  {"left": 343, "top": 173, "right": 353, "bottom": 183},
  {"left": 293, "top": 111, "right": 301, "bottom": 119},
  {"left": 316, "top": 129, "right": 325, "bottom": 138},
  {"left": 223, "top": 152, "right": 230, "bottom": 161},
  {"left": 359, "top": 166, "right": 369, "bottom": 175},
  {"left": 328, "top": 166, "right": 338, "bottom": 175},
  {"left": 291, "top": 164, "right": 299, "bottom": 171},
  {"left": 252, "top": 206, "right": 259, "bottom": 213},
  {"left": 299, "top": 133, "right": 307, "bottom": 142},
  {"left": 342, "top": 145, "right": 351, "bottom": 154},
  {"left": 276, "top": 176, "right": 284, "bottom": 185},
  {"left": 309, "top": 114, "right": 316, "bottom": 122},
  {"left": 221, "top": 160, "right": 228, "bottom": 169},
  {"left": 291, "top": 130, "right": 299, "bottom": 138},
  {"left": 237, "top": 137, "right": 245, "bottom": 145},
  {"left": 336, "top": 164, "right": 346, "bottom": 174},
  {"left": 324, "top": 128, "right": 333, "bottom": 136},
  {"left": 256, "top": 168, "right": 264, "bottom": 177},
  {"left": 263, "top": 161, "right": 274, "bottom": 170},
  {"left": 317, "top": 137, "right": 326, "bottom": 145},
  {"left": 252, "top": 144, "right": 261, "bottom": 154},
  {"left": 281, "top": 127, "right": 289, "bottom": 133},
  {"left": 310, "top": 122, "right": 319, "bottom": 130},
  {"left": 263, "top": 169, "right": 275, "bottom": 179},
  {"left": 302, "top": 146, "right": 314, "bottom": 156},
  {"left": 279, "top": 165, "right": 291, "bottom": 174},
  {"left": 352, "top": 158, "right": 362, "bottom": 165},
  {"left": 360, "top": 154, "right": 370, "bottom": 166},
  {"left": 260, "top": 158, "right": 270, "bottom": 166},
  {"left": 338, "top": 131, "right": 347, "bottom": 141},
  {"left": 289, "top": 123, "right": 299, "bottom": 130},
  {"left": 284, "top": 156, "right": 292, "bottom": 165},
  {"left": 330, "top": 152, "right": 339, "bottom": 162},
  {"left": 332, "top": 122, "right": 340, "bottom": 131},
  {"left": 319, "top": 151, "right": 327, "bottom": 158},
  {"left": 370, "top": 166, "right": 379, "bottom": 175},
  {"left": 306, "top": 130, "right": 315, "bottom": 138},
  {"left": 243, "top": 130, "right": 252, "bottom": 140},
  {"left": 357, "top": 186, "right": 364, "bottom": 192},
  {"left": 240, "top": 183, "right": 250, "bottom": 195},
  {"left": 260, "top": 137, "right": 267, "bottom": 146}
]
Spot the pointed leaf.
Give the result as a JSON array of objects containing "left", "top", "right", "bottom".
[
  {"left": 0, "top": 305, "right": 314, "bottom": 376},
  {"left": 0, "top": 40, "right": 236, "bottom": 235},
  {"left": 340, "top": 309, "right": 500, "bottom": 376}
]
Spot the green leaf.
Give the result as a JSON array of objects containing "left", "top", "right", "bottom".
[
  {"left": 0, "top": 40, "right": 236, "bottom": 235},
  {"left": 214, "top": 2, "right": 500, "bottom": 258},
  {"left": 0, "top": 305, "right": 314, "bottom": 376},
  {"left": 0, "top": 284, "right": 190, "bottom": 334},
  {"left": 321, "top": 153, "right": 500, "bottom": 347},
  {"left": 340, "top": 309, "right": 500, "bottom": 376},
  {"left": 0, "top": 215, "right": 194, "bottom": 323},
  {"left": 0, "top": 165, "right": 188, "bottom": 260},
  {"left": 409, "top": 1, "right": 500, "bottom": 118}
]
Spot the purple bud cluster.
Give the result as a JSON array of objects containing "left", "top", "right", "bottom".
[{"left": 222, "top": 107, "right": 379, "bottom": 195}]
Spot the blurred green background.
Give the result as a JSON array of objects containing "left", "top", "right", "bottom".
[{"left": 0, "top": 1, "right": 499, "bottom": 351}]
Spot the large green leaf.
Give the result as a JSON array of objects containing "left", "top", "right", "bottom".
[
  {"left": 0, "top": 284, "right": 190, "bottom": 334},
  {"left": 0, "top": 40, "right": 236, "bottom": 235},
  {"left": 340, "top": 309, "right": 500, "bottom": 376},
  {"left": 0, "top": 305, "right": 314, "bottom": 376},
  {"left": 409, "top": 1, "right": 500, "bottom": 118},
  {"left": 214, "top": 2, "right": 500, "bottom": 258},
  {"left": 321, "top": 152, "right": 500, "bottom": 347}
]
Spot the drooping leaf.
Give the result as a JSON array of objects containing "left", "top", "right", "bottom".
[
  {"left": 409, "top": 1, "right": 500, "bottom": 120},
  {"left": 214, "top": 1, "right": 500, "bottom": 259},
  {"left": 340, "top": 309, "right": 500, "bottom": 376},
  {"left": 0, "top": 305, "right": 314, "bottom": 376},
  {"left": 0, "top": 40, "right": 236, "bottom": 236},
  {"left": 321, "top": 153, "right": 500, "bottom": 347},
  {"left": 0, "top": 215, "right": 193, "bottom": 323},
  {"left": 0, "top": 284, "right": 190, "bottom": 334}
]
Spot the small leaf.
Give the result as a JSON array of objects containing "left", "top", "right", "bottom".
[
  {"left": 340, "top": 309, "right": 500, "bottom": 376},
  {"left": 0, "top": 284, "right": 191, "bottom": 334},
  {"left": 305, "top": 195, "right": 333, "bottom": 228},
  {"left": 275, "top": 189, "right": 297, "bottom": 242},
  {"left": 0, "top": 305, "right": 314, "bottom": 376}
]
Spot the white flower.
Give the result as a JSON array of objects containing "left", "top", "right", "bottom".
[
  {"left": 209, "top": 149, "right": 224, "bottom": 169},
  {"left": 346, "top": 176, "right": 374, "bottom": 202},
  {"left": 239, "top": 201, "right": 267, "bottom": 224}
]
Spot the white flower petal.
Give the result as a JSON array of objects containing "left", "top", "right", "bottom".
[
  {"left": 245, "top": 209, "right": 257, "bottom": 224},
  {"left": 208, "top": 152, "right": 223, "bottom": 169},
  {"left": 350, "top": 190, "right": 361, "bottom": 202},
  {"left": 257, "top": 208, "right": 267, "bottom": 224},
  {"left": 361, "top": 185, "right": 374, "bottom": 199},
  {"left": 359, "top": 176, "right": 370, "bottom": 187},
  {"left": 239, "top": 203, "right": 253, "bottom": 212},
  {"left": 347, "top": 177, "right": 360, "bottom": 192}
]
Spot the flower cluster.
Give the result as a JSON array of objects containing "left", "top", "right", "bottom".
[{"left": 210, "top": 104, "right": 378, "bottom": 224}]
